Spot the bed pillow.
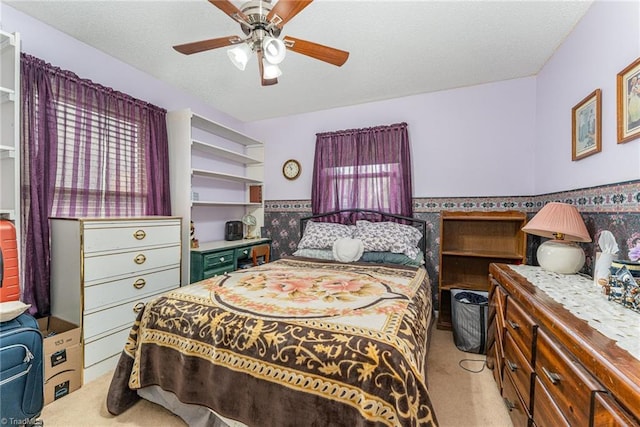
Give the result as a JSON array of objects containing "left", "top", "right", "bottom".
[
  {"left": 332, "top": 237, "right": 364, "bottom": 262},
  {"left": 0, "top": 301, "right": 31, "bottom": 322},
  {"left": 360, "top": 251, "right": 424, "bottom": 267},
  {"left": 297, "top": 221, "right": 354, "bottom": 250},
  {"left": 353, "top": 220, "right": 422, "bottom": 259},
  {"left": 292, "top": 248, "right": 335, "bottom": 260}
]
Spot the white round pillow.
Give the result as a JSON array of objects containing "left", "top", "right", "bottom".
[{"left": 332, "top": 237, "right": 364, "bottom": 263}]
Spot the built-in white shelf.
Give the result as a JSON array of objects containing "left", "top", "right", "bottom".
[
  {"left": 0, "top": 87, "right": 15, "bottom": 104},
  {"left": 0, "top": 209, "right": 16, "bottom": 220},
  {"left": 0, "top": 31, "right": 16, "bottom": 51},
  {"left": 191, "top": 113, "right": 262, "bottom": 147},
  {"left": 192, "top": 140, "right": 261, "bottom": 165},
  {"left": 168, "top": 109, "right": 265, "bottom": 286},
  {"left": 191, "top": 201, "right": 263, "bottom": 207},
  {"left": 192, "top": 168, "right": 262, "bottom": 184},
  {"left": 0, "top": 30, "right": 20, "bottom": 268}
]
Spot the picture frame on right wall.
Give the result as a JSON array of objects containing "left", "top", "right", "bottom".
[{"left": 617, "top": 57, "right": 640, "bottom": 143}]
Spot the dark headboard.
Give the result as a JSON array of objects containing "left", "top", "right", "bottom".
[{"left": 300, "top": 209, "right": 427, "bottom": 255}]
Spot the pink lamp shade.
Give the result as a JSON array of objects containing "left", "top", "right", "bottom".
[
  {"left": 522, "top": 202, "right": 591, "bottom": 274},
  {"left": 521, "top": 202, "right": 591, "bottom": 242}
]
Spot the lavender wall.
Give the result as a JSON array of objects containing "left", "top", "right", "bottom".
[
  {"left": 247, "top": 76, "right": 537, "bottom": 200},
  {"left": 246, "top": 0, "right": 640, "bottom": 201},
  {"left": 535, "top": 0, "right": 640, "bottom": 194}
]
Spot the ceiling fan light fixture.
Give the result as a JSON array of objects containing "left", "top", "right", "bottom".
[
  {"left": 262, "top": 36, "right": 286, "bottom": 65},
  {"left": 227, "top": 43, "right": 252, "bottom": 70},
  {"left": 263, "top": 62, "right": 282, "bottom": 79}
]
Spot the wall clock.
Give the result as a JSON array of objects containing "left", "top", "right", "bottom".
[{"left": 282, "top": 159, "right": 301, "bottom": 180}]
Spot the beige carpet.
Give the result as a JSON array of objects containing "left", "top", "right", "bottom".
[{"left": 40, "top": 328, "right": 512, "bottom": 426}]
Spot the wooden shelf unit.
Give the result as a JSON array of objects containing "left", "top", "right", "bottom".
[{"left": 437, "top": 211, "right": 527, "bottom": 330}]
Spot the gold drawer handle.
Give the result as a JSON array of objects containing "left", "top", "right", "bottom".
[
  {"left": 542, "top": 366, "right": 562, "bottom": 385},
  {"left": 506, "top": 359, "right": 518, "bottom": 372},
  {"left": 503, "top": 398, "right": 516, "bottom": 412},
  {"left": 507, "top": 320, "right": 520, "bottom": 330},
  {"left": 133, "top": 278, "right": 146, "bottom": 289},
  {"left": 133, "top": 229, "right": 146, "bottom": 240},
  {"left": 134, "top": 254, "right": 146, "bottom": 264},
  {"left": 133, "top": 302, "right": 145, "bottom": 313}
]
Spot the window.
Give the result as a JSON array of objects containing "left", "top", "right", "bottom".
[
  {"left": 312, "top": 122, "right": 413, "bottom": 217},
  {"left": 51, "top": 100, "right": 147, "bottom": 217},
  {"left": 20, "top": 52, "right": 170, "bottom": 316},
  {"left": 321, "top": 163, "right": 401, "bottom": 212}
]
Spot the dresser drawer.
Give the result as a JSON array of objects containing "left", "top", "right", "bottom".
[
  {"left": 235, "top": 246, "right": 252, "bottom": 261},
  {"left": 533, "top": 376, "right": 569, "bottom": 427},
  {"left": 592, "top": 392, "right": 640, "bottom": 427},
  {"left": 83, "top": 219, "right": 180, "bottom": 254},
  {"left": 203, "top": 250, "right": 235, "bottom": 270},
  {"left": 203, "top": 264, "right": 235, "bottom": 280},
  {"left": 84, "top": 266, "right": 180, "bottom": 311},
  {"left": 486, "top": 314, "right": 497, "bottom": 368},
  {"left": 536, "top": 328, "right": 605, "bottom": 426},
  {"left": 502, "top": 370, "right": 530, "bottom": 427},
  {"left": 503, "top": 331, "right": 533, "bottom": 407},
  {"left": 83, "top": 291, "right": 165, "bottom": 340},
  {"left": 84, "top": 245, "right": 180, "bottom": 284},
  {"left": 505, "top": 296, "right": 536, "bottom": 362},
  {"left": 489, "top": 339, "right": 503, "bottom": 390},
  {"left": 490, "top": 278, "right": 508, "bottom": 316},
  {"left": 83, "top": 326, "right": 131, "bottom": 368}
]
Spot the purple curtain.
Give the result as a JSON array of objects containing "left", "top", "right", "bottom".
[
  {"left": 20, "top": 53, "right": 171, "bottom": 316},
  {"left": 311, "top": 122, "right": 413, "bottom": 217}
]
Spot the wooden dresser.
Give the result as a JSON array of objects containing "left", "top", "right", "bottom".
[
  {"left": 50, "top": 217, "right": 182, "bottom": 383},
  {"left": 487, "top": 263, "right": 640, "bottom": 427}
]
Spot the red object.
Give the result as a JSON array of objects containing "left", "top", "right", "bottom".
[{"left": 0, "top": 220, "right": 20, "bottom": 302}]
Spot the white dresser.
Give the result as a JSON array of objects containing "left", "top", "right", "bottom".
[{"left": 50, "top": 217, "right": 182, "bottom": 383}]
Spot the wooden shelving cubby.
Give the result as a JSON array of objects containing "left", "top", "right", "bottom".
[{"left": 437, "top": 211, "right": 527, "bottom": 330}]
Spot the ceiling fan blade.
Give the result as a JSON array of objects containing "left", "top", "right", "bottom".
[
  {"left": 257, "top": 51, "right": 278, "bottom": 86},
  {"left": 208, "top": 0, "right": 250, "bottom": 25},
  {"left": 173, "top": 36, "right": 242, "bottom": 55},
  {"left": 267, "top": 0, "right": 313, "bottom": 29},
  {"left": 283, "top": 36, "right": 349, "bottom": 66}
]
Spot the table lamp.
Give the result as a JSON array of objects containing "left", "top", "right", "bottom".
[{"left": 522, "top": 202, "right": 592, "bottom": 274}]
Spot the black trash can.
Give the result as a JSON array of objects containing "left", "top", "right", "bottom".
[{"left": 451, "top": 289, "right": 489, "bottom": 354}]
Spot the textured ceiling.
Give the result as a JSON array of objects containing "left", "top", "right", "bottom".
[{"left": 5, "top": 0, "right": 593, "bottom": 122}]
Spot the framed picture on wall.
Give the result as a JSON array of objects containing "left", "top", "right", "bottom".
[
  {"left": 617, "top": 57, "right": 640, "bottom": 144},
  {"left": 572, "top": 89, "right": 601, "bottom": 161}
]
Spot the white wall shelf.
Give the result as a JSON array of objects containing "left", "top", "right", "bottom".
[
  {"left": 0, "top": 29, "right": 20, "bottom": 243},
  {"left": 167, "top": 109, "right": 264, "bottom": 285},
  {"left": 192, "top": 168, "right": 262, "bottom": 184},
  {"left": 192, "top": 140, "right": 261, "bottom": 165},
  {"left": 191, "top": 201, "right": 263, "bottom": 207},
  {"left": 191, "top": 113, "right": 261, "bottom": 147}
]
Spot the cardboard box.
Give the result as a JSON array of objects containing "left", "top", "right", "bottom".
[
  {"left": 43, "top": 343, "right": 82, "bottom": 404},
  {"left": 37, "top": 316, "right": 82, "bottom": 404},
  {"left": 37, "top": 316, "right": 81, "bottom": 353}
]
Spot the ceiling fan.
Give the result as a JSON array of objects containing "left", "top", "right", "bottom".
[{"left": 172, "top": 0, "right": 349, "bottom": 86}]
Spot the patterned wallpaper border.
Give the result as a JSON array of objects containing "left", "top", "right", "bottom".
[{"left": 265, "top": 180, "right": 640, "bottom": 214}]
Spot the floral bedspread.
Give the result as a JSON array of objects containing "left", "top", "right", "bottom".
[{"left": 107, "top": 258, "right": 437, "bottom": 426}]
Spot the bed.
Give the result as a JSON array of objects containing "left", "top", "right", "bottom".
[{"left": 106, "top": 209, "right": 438, "bottom": 426}]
